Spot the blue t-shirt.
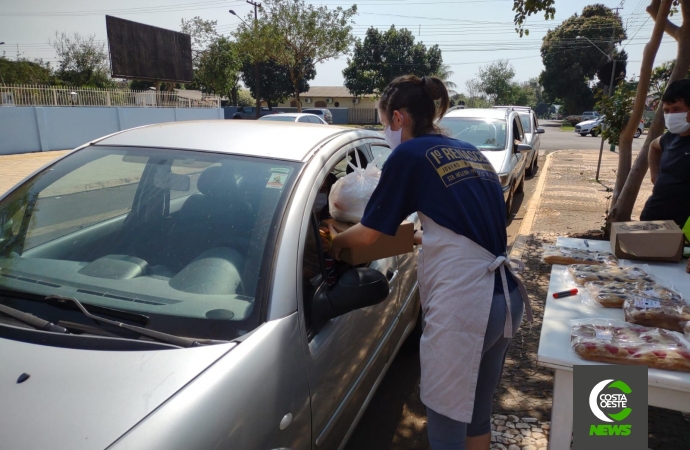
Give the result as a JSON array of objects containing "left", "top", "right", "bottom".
[{"left": 361, "top": 134, "right": 515, "bottom": 292}]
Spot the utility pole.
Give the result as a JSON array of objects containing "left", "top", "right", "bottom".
[
  {"left": 247, "top": 0, "right": 262, "bottom": 119},
  {"left": 595, "top": 6, "right": 623, "bottom": 180}
]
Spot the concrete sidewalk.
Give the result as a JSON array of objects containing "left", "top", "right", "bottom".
[
  {"left": 505, "top": 149, "right": 689, "bottom": 450},
  {"left": 0, "top": 150, "right": 71, "bottom": 195}
]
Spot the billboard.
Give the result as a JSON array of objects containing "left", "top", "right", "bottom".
[{"left": 106, "top": 15, "right": 193, "bottom": 83}]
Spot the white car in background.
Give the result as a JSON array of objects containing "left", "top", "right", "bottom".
[
  {"left": 575, "top": 116, "right": 644, "bottom": 138},
  {"left": 258, "top": 113, "right": 328, "bottom": 125}
]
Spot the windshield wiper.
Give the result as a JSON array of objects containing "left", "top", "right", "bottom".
[
  {"left": 0, "top": 302, "right": 69, "bottom": 333},
  {"left": 45, "top": 295, "right": 220, "bottom": 348}
]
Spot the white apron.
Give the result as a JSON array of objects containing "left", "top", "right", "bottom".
[{"left": 417, "top": 213, "right": 533, "bottom": 422}]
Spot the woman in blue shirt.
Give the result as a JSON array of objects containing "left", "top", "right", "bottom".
[{"left": 331, "top": 75, "right": 532, "bottom": 450}]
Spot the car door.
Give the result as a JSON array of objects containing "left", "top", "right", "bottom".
[
  {"left": 507, "top": 115, "right": 525, "bottom": 187},
  {"left": 298, "top": 145, "right": 401, "bottom": 449},
  {"left": 532, "top": 114, "right": 541, "bottom": 153}
]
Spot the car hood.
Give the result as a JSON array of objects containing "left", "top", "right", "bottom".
[
  {"left": 577, "top": 119, "right": 599, "bottom": 127},
  {"left": 0, "top": 336, "right": 235, "bottom": 450},
  {"left": 481, "top": 150, "right": 508, "bottom": 174}
]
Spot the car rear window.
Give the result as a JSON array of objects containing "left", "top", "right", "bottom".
[{"left": 439, "top": 117, "right": 507, "bottom": 150}]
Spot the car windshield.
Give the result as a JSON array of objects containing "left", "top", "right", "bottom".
[
  {"left": 439, "top": 117, "right": 507, "bottom": 150},
  {"left": 519, "top": 114, "right": 531, "bottom": 133},
  {"left": 303, "top": 110, "right": 322, "bottom": 115},
  {"left": 259, "top": 115, "right": 297, "bottom": 122},
  {"left": 0, "top": 146, "right": 300, "bottom": 340}
]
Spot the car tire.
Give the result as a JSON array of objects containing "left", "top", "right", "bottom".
[
  {"left": 580, "top": 133, "right": 588, "bottom": 137},
  {"left": 634, "top": 129, "right": 642, "bottom": 138},
  {"left": 232, "top": 115, "right": 242, "bottom": 119},
  {"left": 505, "top": 191, "right": 513, "bottom": 219},
  {"left": 529, "top": 154, "right": 538, "bottom": 176},
  {"left": 591, "top": 129, "right": 598, "bottom": 137}
]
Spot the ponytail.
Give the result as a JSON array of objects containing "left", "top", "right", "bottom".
[{"left": 379, "top": 74, "right": 450, "bottom": 137}]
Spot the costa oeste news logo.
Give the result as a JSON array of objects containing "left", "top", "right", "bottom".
[
  {"left": 588, "top": 379, "right": 632, "bottom": 436},
  {"left": 573, "top": 365, "right": 647, "bottom": 450}
]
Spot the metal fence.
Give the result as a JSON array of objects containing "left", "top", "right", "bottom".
[
  {"left": 0, "top": 84, "right": 220, "bottom": 108},
  {"left": 348, "top": 108, "right": 378, "bottom": 124}
]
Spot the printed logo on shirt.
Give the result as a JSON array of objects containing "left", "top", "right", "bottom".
[{"left": 425, "top": 145, "right": 499, "bottom": 187}]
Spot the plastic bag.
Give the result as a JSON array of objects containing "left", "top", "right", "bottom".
[
  {"left": 623, "top": 294, "right": 690, "bottom": 332},
  {"left": 570, "top": 318, "right": 690, "bottom": 372},
  {"left": 542, "top": 245, "right": 617, "bottom": 266},
  {"left": 582, "top": 280, "right": 683, "bottom": 309},
  {"left": 328, "top": 153, "right": 381, "bottom": 223},
  {"left": 566, "top": 264, "right": 654, "bottom": 286}
]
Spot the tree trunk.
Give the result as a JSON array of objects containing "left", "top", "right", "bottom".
[
  {"left": 294, "top": 88, "right": 301, "bottom": 113},
  {"left": 231, "top": 86, "right": 238, "bottom": 107},
  {"left": 608, "top": 0, "right": 690, "bottom": 226},
  {"left": 608, "top": 0, "right": 673, "bottom": 222}
]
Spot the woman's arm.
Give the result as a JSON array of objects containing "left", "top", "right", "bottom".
[{"left": 330, "top": 223, "right": 381, "bottom": 261}]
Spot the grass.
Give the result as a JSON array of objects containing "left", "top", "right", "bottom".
[{"left": 560, "top": 124, "right": 575, "bottom": 132}]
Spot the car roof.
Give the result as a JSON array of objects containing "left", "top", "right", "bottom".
[
  {"left": 93, "top": 120, "right": 374, "bottom": 162},
  {"left": 443, "top": 108, "right": 509, "bottom": 120}
]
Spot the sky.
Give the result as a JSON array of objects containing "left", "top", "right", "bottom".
[{"left": 0, "top": 0, "right": 682, "bottom": 95}]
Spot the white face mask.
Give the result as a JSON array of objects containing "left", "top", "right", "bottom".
[
  {"left": 664, "top": 112, "right": 690, "bottom": 134},
  {"left": 384, "top": 124, "right": 403, "bottom": 150}
]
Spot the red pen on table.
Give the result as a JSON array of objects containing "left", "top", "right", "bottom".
[{"left": 553, "top": 288, "right": 578, "bottom": 299}]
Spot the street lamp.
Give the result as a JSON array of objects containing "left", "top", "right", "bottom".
[
  {"left": 575, "top": 36, "right": 612, "bottom": 61},
  {"left": 230, "top": 5, "right": 262, "bottom": 118}
]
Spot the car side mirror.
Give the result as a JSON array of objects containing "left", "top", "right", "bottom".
[
  {"left": 536, "top": 128, "right": 545, "bottom": 134},
  {"left": 311, "top": 267, "right": 389, "bottom": 332},
  {"left": 517, "top": 144, "right": 533, "bottom": 154}
]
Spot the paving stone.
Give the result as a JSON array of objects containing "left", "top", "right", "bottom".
[
  {"left": 536, "top": 438, "right": 548, "bottom": 447},
  {"left": 531, "top": 431, "right": 544, "bottom": 439},
  {"left": 493, "top": 444, "right": 508, "bottom": 450},
  {"left": 494, "top": 419, "right": 506, "bottom": 426},
  {"left": 522, "top": 446, "right": 537, "bottom": 450},
  {"left": 516, "top": 423, "right": 530, "bottom": 429},
  {"left": 520, "top": 429, "right": 531, "bottom": 437},
  {"left": 508, "top": 445, "right": 520, "bottom": 450},
  {"left": 522, "top": 417, "right": 538, "bottom": 423}
]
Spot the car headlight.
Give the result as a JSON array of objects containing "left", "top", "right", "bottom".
[{"left": 498, "top": 173, "right": 510, "bottom": 187}]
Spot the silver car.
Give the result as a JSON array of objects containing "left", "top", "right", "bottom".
[
  {"left": 440, "top": 108, "right": 534, "bottom": 218},
  {"left": 493, "top": 106, "right": 544, "bottom": 176},
  {"left": 0, "top": 121, "right": 420, "bottom": 450}
]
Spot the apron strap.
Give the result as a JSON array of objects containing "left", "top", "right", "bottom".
[{"left": 488, "top": 256, "right": 534, "bottom": 338}]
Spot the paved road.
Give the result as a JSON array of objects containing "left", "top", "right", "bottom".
[{"left": 538, "top": 120, "right": 646, "bottom": 154}]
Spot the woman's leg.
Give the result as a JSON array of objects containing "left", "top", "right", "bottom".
[
  {"left": 465, "top": 287, "right": 525, "bottom": 450},
  {"left": 426, "top": 406, "right": 468, "bottom": 450}
]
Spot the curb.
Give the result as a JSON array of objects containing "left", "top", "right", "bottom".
[{"left": 509, "top": 152, "right": 554, "bottom": 260}]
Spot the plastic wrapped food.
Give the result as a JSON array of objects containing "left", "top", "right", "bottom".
[
  {"left": 567, "top": 264, "right": 654, "bottom": 286},
  {"left": 571, "top": 319, "right": 690, "bottom": 372},
  {"left": 583, "top": 281, "right": 684, "bottom": 308},
  {"left": 542, "top": 246, "right": 617, "bottom": 266},
  {"left": 623, "top": 295, "right": 690, "bottom": 332}
]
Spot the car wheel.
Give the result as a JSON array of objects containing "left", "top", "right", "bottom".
[
  {"left": 580, "top": 133, "right": 588, "bottom": 137},
  {"left": 530, "top": 154, "right": 538, "bottom": 176},
  {"left": 516, "top": 173, "right": 525, "bottom": 194},
  {"left": 634, "top": 129, "right": 642, "bottom": 138},
  {"left": 591, "top": 129, "right": 598, "bottom": 137},
  {"left": 232, "top": 115, "right": 242, "bottom": 119},
  {"left": 505, "top": 191, "right": 513, "bottom": 219}
]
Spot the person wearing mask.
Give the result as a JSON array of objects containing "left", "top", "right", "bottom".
[
  {"left": 641, "top": 79, "right": 690, "bottom": 227},
  {"left": 330, "top": 75, "right": 532, "bottom": 450}
]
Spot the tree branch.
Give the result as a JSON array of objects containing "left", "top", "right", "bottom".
[{"left": 647, "top": 0, "right": 680, "bottom": 39}]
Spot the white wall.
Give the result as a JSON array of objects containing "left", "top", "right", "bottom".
[{"left": 0, "top": 106, "right": 224, "bottom": 155}]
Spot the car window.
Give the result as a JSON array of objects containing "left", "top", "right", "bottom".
[
  {"left": 371, "top": 144, "right": 393, "bottom": 165},
  {"left": 298, "top": 116, "right": 311, "bottom": 123},
  {"left": 0, "top": 146, "right": 301, "bottom": 340},
  {"left": 23, "top": 154, "right": 146, "bottom": 249},
  {"left": 259, "top": 115, "right": 297, "bottom": 122},
  {"left": 307, "top": 116, "right": 321, "bottom": 124},
  {"left": 519, "top": 114, "right": 531, "bottom": 133},
  {"left": 438, "top": 117, "right": 507, "bottom": 150}
]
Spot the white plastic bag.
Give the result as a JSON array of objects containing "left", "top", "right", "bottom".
[{"left": 328, "top": 153, "right": 381, "bottom": 223}]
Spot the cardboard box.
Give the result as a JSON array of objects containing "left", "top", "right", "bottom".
[
  {"left": 610, "top": 220, "right": 684, "bottom": 262},
  {"left": 323, "top": 219, "right": 414, "bottom": 265}
]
